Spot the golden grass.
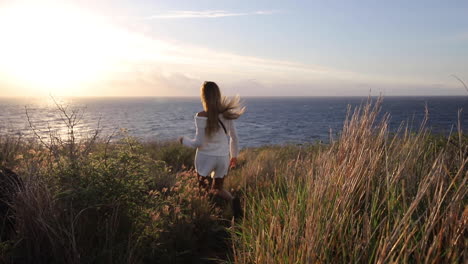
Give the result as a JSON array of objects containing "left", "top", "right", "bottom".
[
  {"left": 228, "top": 98, "right": 467, "bottom": 263},
  {"left": 0, "top": 98, "right": 466, "bottom": 263}
]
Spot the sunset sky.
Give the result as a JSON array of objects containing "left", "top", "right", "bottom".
[{"left": 0, "top": 0, "right": 467, "bottom": 97}]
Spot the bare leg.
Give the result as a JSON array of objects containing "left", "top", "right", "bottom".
[
  {"left": 213, "top": 178, "right": 233, "bottom": 201},
  {"left": 198, "top": 174, "right": 213, "bottom": 194},
  {"left": 213, "top": 177, "right": 243, "bottom": 219}
]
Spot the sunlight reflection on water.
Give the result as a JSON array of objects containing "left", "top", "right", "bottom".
[{"left": 1, "top": 96, "right": 467, "bottom": 148}]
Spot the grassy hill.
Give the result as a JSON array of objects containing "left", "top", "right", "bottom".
[{"left": 1, "top": 100, "right": 466, "bottom": 263}]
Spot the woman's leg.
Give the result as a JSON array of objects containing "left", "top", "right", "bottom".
[
  {"left": 214, "top": 177, "right": 243, "bottom": 219},
  {"left": 211, "top": 156, "right": 233, "bottom": 200},
  {"left": 198, "top": 174, "right": 213, "bottom": 193},
  {"left": 195, "top": 152, "right": 214, "bottom": 193},
  {"left": 213, "top": 178, "right": 233, "bottom": 201}
]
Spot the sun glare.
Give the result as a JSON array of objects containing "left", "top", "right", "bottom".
[{"left": 0, "top": 3, "right": 127, "bottom": 95}]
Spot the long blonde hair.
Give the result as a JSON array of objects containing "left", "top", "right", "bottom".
[{"left": 201, "top": 81, "right": 245, "bottom": 137}]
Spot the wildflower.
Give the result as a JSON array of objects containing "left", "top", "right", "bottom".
[
  {"left": 162, "top": 205, "right": 170, "bottom": 215},
  {"left": 149, "top": 190, "right": 160, "bottom": 197},
  {"left": 151, "top": 212, "right": 161, "bottom": 221}
]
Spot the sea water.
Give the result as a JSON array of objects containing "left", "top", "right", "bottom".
[{"left": 1, "top": 97, "right": 467, "bottom": 148}]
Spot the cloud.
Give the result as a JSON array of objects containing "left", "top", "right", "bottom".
[
  {"left": 69, "top": 34, "right": 458, "bottom": 96},
  {"left": 442, "top": 31, "right": 468, "bottom": 43},
  {"left": 145, "top": 10, "right": 278, "bottom": 19},
  {"left": 455, "top": 32, "right": 468, "bottom": 41},
  {"left": 0, "top": 10, "right": 462, "bottom": 97},
  {"left": 88, "top": 36, "right": 451, "bottom": 96},
  {"left": 89, "top": 69, "right": 201, "bottom": 96}
]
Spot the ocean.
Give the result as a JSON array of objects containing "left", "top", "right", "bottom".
[{"left": 1, "top": 97, "right": 467, "bottom": 148}]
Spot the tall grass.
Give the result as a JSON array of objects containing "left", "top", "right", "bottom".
[
  {"left": 0, "top": 132, "right": 229, "bottom": 263},
  {"left": 0, "top": 104, "right": 226, "bottom": 263},
  {"left": 229, "top": 99, "right": 467, "bottom": 263},
  {"left": 1, "top": 98, "right": 466, "bottom": 263}
]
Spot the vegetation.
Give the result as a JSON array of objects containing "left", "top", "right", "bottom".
[{"left": 0, "top": 99, "right": 466, "bottom": 263}]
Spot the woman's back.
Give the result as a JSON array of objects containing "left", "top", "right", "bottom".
[
  {"left": 183, "top": 113, "right": 239, "bottom": 157},
  {"left": 179, "top": 81, "right": 243, "bottom": 219}
]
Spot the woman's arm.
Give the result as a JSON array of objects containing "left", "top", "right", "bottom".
[
  {"left": 182, "top": 116, "right": 205, "bottom": 148},
  {"left": 229, "top": 120, "right": 239, "bottom": 158}
]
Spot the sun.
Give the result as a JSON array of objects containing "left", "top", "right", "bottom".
[{"left": 0, "top": 2, "right": 123, "bottom": 95}]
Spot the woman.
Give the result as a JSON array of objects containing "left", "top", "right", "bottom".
[{"left": 180, "top": 81, "right": 244, "bottom": 218}]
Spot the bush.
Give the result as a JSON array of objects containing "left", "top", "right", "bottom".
[
  {"left": 0, "top": 103, "right": 227, "bottom": 263},
  {"left": 143, "top": 141, "right": 196, "bottom": 172}
]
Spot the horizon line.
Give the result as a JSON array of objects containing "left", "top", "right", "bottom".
[{"left": 1, "top": 95, "right": 467, "bottom": 99}]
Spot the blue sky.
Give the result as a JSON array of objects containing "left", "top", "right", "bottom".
[
  {"left": 128, "top": 0, "right": 468, "bottom": 77},
  {"left": 0, "top": 0, "right": 467, "bottom": 96}
]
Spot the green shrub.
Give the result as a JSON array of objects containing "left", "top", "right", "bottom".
[{"left": 143, "top": 141, "right": 196, "bottom": 172}]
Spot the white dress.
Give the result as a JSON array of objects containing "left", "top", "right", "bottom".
[{"left": 182, "top": 114, "right": 239, "bottom": 178}]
